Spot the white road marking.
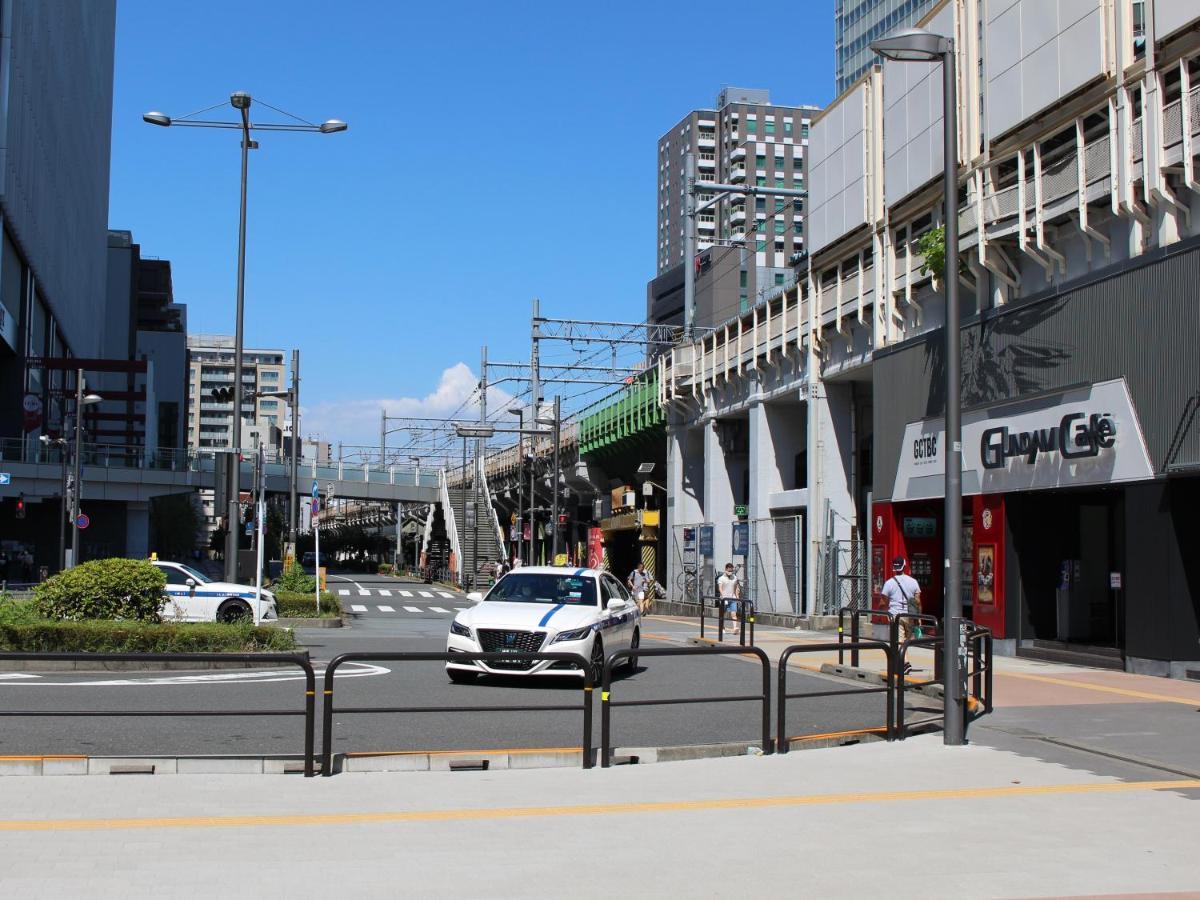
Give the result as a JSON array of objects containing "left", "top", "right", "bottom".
[
  {"left": 351, "top": 604, "right": 368, "bottom": 612},
  {"left": 0, "top": 673, "right": 40, "bottom": 680},
  {"left": 1, "top": 661, "right": 391, "bottom": 687},
  {"left": 403, "top": 606, "right": 421, "bottom": 613},
  {"left": 437, "top": 592, "right": 454, "bottom": 598},
  {"left": 329, "top": 575, "right": 367, "bottom": 591},
  {"left": 358, "top": 590, "right": 371, "bottom": 597},
  {"left": 378, "top": 590, "right": 392, "bottom": 597},
  {"left": 377, "top": 605, "right": 395, "bottom": 612},
  {"left": 399, "top": 590, "right": 413, "bottom": 597},
  {"left": 338, "top": 590, "right": 351, "bottom": 596},
  {"left": 429, "top": 606, "right": 450, "bottom": 613},
  {"left": 418, "top": 591, "right": 433, "bottom": 598}
]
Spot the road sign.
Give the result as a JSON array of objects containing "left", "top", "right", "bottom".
[
  {"left": 732, "top": 522, "right": 749, "bottom": 556},
  {"left": 699, "top": 525, "right": 714, "bottom": 558},
  {"left": 734, "top": 504, "right": 749, "bottom": 519},
  {"left": 75, "top": 513, "right": 90, "bottom": 530},
  {"left": 311, "top": 480, "right": 319, "bottom": 499},
  {"left": 0, "top": 473, "right": 10, "bottom": 486}
]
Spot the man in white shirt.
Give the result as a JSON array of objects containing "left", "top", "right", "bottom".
[
  {"left": 716, "top": 562, "right": 742, "bottom": 633},
  {"left": 880, "top": 555, "right": 922, "bottom": 653}
]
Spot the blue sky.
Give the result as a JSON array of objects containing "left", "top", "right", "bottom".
[{"left": 109, "top": 1, "right": 835, "bottom": 447}]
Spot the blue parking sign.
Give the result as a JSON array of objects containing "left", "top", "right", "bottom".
[{"left": 732, "top": 522, "right": 749, "bottom": 556}]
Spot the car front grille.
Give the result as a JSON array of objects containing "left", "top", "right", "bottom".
[{"left": 476, "top": 629, "right": 546, "bottom": 670}]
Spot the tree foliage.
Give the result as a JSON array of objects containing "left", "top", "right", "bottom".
[{"left": 34, "top": 558, "right": 166, "bottom": 622}]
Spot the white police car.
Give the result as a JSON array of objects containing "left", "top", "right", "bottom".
[
  {"left": 445, "top": 566, "right": 640, "bottom": 683},
  {"left": 152, "top": 561, "right": 277, "bottom": 624}
]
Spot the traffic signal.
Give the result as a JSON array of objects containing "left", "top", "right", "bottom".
[
  {"left": 557, "top": 514, "right": 568, "bottom": 526},
  {"left": 15, "top": 493, "right": 25, "bottom": 519}
]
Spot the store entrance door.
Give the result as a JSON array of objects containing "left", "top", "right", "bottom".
[{"left": 1009, "top": 489, "right": 1124, "bottom": 661}]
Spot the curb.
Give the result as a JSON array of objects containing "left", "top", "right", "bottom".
[
  {"left": 0, "top": 755, "right": 316, "bottom": 776},
  {"left": 276, "top": 617, "right": 344, "bottom": 629},
  {"left": 649, "top": 600, "right": 836, "bottom": 631},
  {"left": 0, "top": 653, "right": 311, "bottom": 673}
]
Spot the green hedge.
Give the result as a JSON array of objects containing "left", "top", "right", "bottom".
[
  {"left": 273, "top": 562, "right": 316, "bottom": 593},
  {"left": 274, "top": 591, "right": 340, "bottom": 618},
  {"left": 34, "top": 558, "right": 166, "bottom": 622},
  {"left": 0, "top": 620, "right": 297, "bottom": 653}
]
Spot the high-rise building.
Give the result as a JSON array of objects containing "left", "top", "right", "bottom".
[
  {"left": 186, "top": 335, "right": 288, "bottom": 452},
  {"left": 834, "top": 0, "right": 939, "bottom": 95},
  {"left": 650, "top": 88, "right": 819, "bottom": 329}
]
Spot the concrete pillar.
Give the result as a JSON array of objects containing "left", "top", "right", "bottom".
[
  {"left": 747, "top": 400, "right": 777, "bottom": 521},
  {"left": 804, "top": 371, "right": 858, "bottom": 616},
  {"left": 703, "top": 418, "right": 736, "bottom": 573},
  {"left": 125, "top": 500, "right": 150, "bottom": 560},
  {"left": 666, "top": 423, "right": 704, "bottom": 596}
]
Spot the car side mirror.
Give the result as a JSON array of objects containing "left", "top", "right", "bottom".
[
  {"left": 466, "top": 592, "right": 484, "bottom": 603},
  {"left": 185, "top": 578, "right": 197, "bottom": 588},
  {"left": 606, "top": 598, "right": 627, "bottom": 611}
]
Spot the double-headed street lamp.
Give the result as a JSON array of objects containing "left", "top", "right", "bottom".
[
  {"left": 144, "top": 93, "right": 346, "bottom": 583},
  {"left": 51, "top": 370, "right": 102, "bottom": 568},
  {"left": 870, "top": 26, "right": 964, "bottom": 746}
]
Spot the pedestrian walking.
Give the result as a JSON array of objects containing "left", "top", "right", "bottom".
[
  {"left": 716, "top": 562, "right": 742, "bottom": 633},
  {"left": 881, "top": 555, "right": 922, "bottom": 671},
  {"left": 627, "top": 562, "right": 652, "bottom": 615}
]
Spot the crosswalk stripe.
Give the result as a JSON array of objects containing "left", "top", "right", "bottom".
[
  {"left": 377, "top": 605, "right": 395, "bottom": 613},
  {"left": 351, "top": 605, "right": 368, "bottom": 612},
  {"left": 378, "top": 590, "right": 392, "bottom": 597},
  {"left": 429, "top": 606, "right": 450, "bottom": 613},
  {"left": 358, "top": 590, "right": 370, "bottom": 596},
  {"left": 338, "top": 590, "right": 350, "bottom": 596},
  {"left": 399, "top": 590, "right": 413, "bottom": 597},
  {"left": 403, "top": 606, "right": 421, "bottom": 613},
  {"left": 437, "top": 592, "right": 454, "bottom": 598},
  {"left": 418, "top": 591, "right": 433, "bottom": 598}
]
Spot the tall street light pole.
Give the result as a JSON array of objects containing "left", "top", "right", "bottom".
[
  {"left": 70, "top": 369, "right": 102, "bottom": 568},
  {"left": 508, "top": 407, "right": 524, "bottom": 564},
  {"left": 144, "top": 94, "right": 346, "bottom": 582},
  {"left": 871, "top": 27, "right": 964, "bottom": 746},
  {"left": 289, "top": 349, "right": 300, "bottom": 552}
]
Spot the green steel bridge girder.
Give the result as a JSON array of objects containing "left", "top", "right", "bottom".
[{"left": 578, "top": 373, "right": 664, "bottom": 456}]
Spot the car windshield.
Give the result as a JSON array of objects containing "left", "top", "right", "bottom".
[
  {"left": 484, "top": 573, "right": 598, "bottom": 606},
  {"left": 173, "top": 564, "right": 211, "bottom": 584}
]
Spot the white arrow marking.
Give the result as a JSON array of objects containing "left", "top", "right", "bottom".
[{"left": 0, "top": 661, "right": 390, "bottom": 687}]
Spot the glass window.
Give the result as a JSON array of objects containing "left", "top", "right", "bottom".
[
  {"left": 756, "top": 176, "right": 767, "bottom": 187},
  {"left": 739, "top": 271, "right": 747, "bottom": 288},
  {"left": 755, "top": 154, "right": 766, "bottom": 168},
  {"left": 784, "top": 121, "right": 793, "bottom": 135},
  {"left": 746, "top": 119, "right": 757, "bottom": 133},
  {"left": 755, "top": 239, "right": 767, "bottom": 252},
  {"left": 774, "top": 220, "right": 786, "bottom": 234},
  {"left": 484, "top": 573, "right": 599, "bottom": 607},
  {"left": 775, "top": 273, "right": 785, "bottom": 285},
  {"left": 739, "top": 294, "right": 749, "bottom": 313},
  {"left": 801, "top": 124, "right": 810, "bottom": 138},
  {"left": 775, "top": 177, "right": 785, "bottom": 188},
  {"left": 755, "top": 197, "right": 765, "bottom": 211},
  {"left": 765, "top": 120, "right": 775, "bottom": 134},
  {"left": 775, "top": 199, "right": 786, "bottom": 212}
]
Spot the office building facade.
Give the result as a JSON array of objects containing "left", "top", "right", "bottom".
[
  {"left": 186, "top": 335, "right": 288, "bottom": 452},
  {"left": 835, "top": 0, "right": 940, "bottom": 95}
]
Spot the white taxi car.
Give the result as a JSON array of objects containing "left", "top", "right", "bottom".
[
  {"left": 445, "top": 566, "right": 640, "bottom": 683},
  {"left": 152, "top": 561, "right": 278, "bottom": 624}
]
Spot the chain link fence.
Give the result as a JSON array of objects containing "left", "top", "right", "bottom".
[
  {"left": 746, "top": 516, "right": 803, "bottom": 614},
  {"left": 816, "top": 538, "right": 868, "bottom": 616}
]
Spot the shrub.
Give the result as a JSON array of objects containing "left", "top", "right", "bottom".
[
  {"left": 274, "top": 562, "right": 316, "bottom": 593},
  {"left": 0, "top": 594, "right": 39, "bottom": 626},
  {"left": 378, "top": 563, "right": 395, "bottom": 576},
  {"left": 0, "top": 620, "right": 297, "bottom": 653},
  {"left": 34, "top": 558, "right": 166, "bottom": 623},
  {"left": 274, "top": 591, "right": 340, "bottom": 618}
]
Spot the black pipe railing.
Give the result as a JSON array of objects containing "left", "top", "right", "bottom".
[
  {"left": 777, "top": 640, "right": 896, "bottom": 751},
  {"left": 319, "top": 650, "right": 593, "bottom": 776},
  {"left": 0, "top": 652, "right": 316, "bottom": 776},
  {"left": 599, "top": 644, "right": 772, "bottom": 768}
]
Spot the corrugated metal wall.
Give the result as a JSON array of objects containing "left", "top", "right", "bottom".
[{"left": 873, "top": 239, "right": 1200, "bottom": 500}]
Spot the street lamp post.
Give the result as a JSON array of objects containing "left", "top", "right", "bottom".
[
  {"left": 870, "top": 27, "right": 964, "bottom": 746},
  {"left": 409, "top": 456, "right": 422, "bottom": 572},
  {"left": 39, "top": 435, "right": 69, "bottom": 571},
  {"left": 69, "top": 369, "right": 102, "bottom": 568},
  {"left": 144, "top": 94, "right": 346, "bottom": 582}
]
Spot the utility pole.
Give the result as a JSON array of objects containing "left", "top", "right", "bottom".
[
  {"left": 288, "top": 349, "right": 300, "bottom": 554},
  {"left": 530, "top": 299, "right": 541, "bottom": 565},
  {"left": 683, "top": 151, "right": 696, "bottom": 340},
  {"left": 478, "top": 345, "right": 488, "bottom": 576},
  {"left": 379, "top": 408, "right": 386, "bottom": 466},
  {"left": 70, "top": 370, "right": 85, "bottom": 568},
  {"left": 551, "top": 394, "right": 561, "bottom": 562}
]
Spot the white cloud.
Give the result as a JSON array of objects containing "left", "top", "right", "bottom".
[{"left": 302, "top": 362, "right": 515, "bottom": 453}]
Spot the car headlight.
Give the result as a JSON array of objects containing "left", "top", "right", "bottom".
[
  {"left": 449, "top": 619, "right": 472, "bottom": 639},
  {"left": 550, "top": 625, "right": 594, "bottom": 644}
]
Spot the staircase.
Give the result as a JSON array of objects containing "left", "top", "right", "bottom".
[{"left": 444, "top": 482, "right": 503, "bottom": 590}]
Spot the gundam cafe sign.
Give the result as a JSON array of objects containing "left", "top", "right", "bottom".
[{"left": 892, "top": 378, "right": 1155, "bottom": 501}]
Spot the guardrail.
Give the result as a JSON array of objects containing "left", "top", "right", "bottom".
[
  {"left": 320, "top": 651, "right": 594, "bottom": 776},
  {"left": 777, "top": 640, "right": 895, "bottom": 751},
  {"left": 0, "top": 652, "right": 316, "bottom": 776},
  {"left": 895, "top": 626, "right": 992, "bottom": 737},
  {"left": 599, "top": 644, "right": 772, "bottom": 768}
]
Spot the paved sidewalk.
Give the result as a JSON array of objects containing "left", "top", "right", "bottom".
[{"left": 0, "top": 735, "right": 1198, "bottom": 898}]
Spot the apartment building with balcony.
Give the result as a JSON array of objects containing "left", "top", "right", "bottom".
[
  {"left": 659, "top": 0, "right": 1200, "bottom": 678},
  {"left": 649, "top": 88, "right": 820, "bottom": 330},
  {"left": 186, "top": 334, "right": 288, "bottom": 452}
]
